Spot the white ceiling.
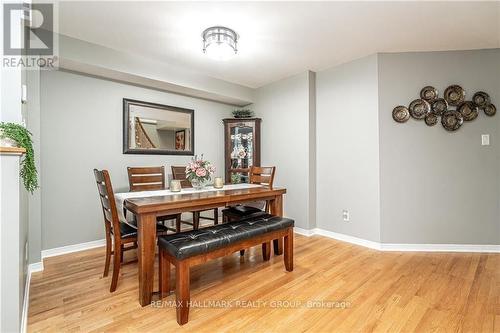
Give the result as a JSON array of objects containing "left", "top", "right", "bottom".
[{"left": 57, "top": 1, "right": 500, "bottom": 88}]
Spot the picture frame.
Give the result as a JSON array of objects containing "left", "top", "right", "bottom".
[
  {"left": 122, "top": 98, "right": 194, "bottom": 155},
  {"left": 175, "top": 129, "right": 186, "bottom": 150}
]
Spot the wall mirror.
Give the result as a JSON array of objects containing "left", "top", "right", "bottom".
[{"left": 123, "top": 99, "right": 194, "bottom": 155}]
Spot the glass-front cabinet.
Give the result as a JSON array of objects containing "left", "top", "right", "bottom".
[{"left": 223, "top": 118, "right": 261, "bottom": 184}]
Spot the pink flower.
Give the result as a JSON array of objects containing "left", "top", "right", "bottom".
[{"left": 196, "top": 168, "right": 207, "bottom": 177}]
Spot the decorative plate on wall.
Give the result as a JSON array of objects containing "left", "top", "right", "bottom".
[
  {"left": 443, "top": 85, "right": 465, "bottom": 106},
  {"left": 392, "top": 105, "right": 410, "bottom": 123},
  {"left": 441, "top": 110, "right": 464, "bottom": 131},
  {"left": 424, "top": 112, "right": 438, "bottom": 126},
  {"left": 457, "top": 101, "right": 478, "bottom": 121},
  {"left": 484, "top": 103, "right": 496, "bottom": 116},
  {"left": 472, "top": 91, "right": 490, "bottom": 109},
  {"left": 420, "top": 86, "right": 439, "bottom": 102},
  {"left": 431, "top": 98, "right": 448, "bottom": 116},
  {"left": 409, "top": 99, "right": 430, "bottom": 119}
]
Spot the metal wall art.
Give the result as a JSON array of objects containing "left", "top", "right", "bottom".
[{"left": 392, "top": 85, "right": 496, "bottom": 132}]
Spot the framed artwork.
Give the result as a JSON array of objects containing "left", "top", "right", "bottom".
[{"left": 175, "top": 129, "right": 186, "bottom": 150}]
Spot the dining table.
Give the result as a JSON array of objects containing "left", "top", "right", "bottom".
[{"left": 115, "top": 183, "right": 287, "bottom": 307}]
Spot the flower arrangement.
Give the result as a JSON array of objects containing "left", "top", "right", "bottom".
[{"left": 185, "top": 154, "right": 215, "bottom": 189}]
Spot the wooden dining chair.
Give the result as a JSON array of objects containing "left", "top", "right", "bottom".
[
  {"left": 127, "top": 166, "right": 182, "bottom": 233},
  {"left": 171, "top": 166, "right": 219, "bottom": 230},
  {"left": 222, "top": 166, "right": 276, "bottom": 223},
  {"left": 94, "top": 169, "right": 169, "bottom": 292}
]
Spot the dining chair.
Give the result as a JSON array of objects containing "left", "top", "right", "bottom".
[
  {"left": 222, "top": 166, "right": 276, "bottom": 223},
  {"left": 171, "top": 166, "right": 219, "bottom": 230},
  {"left": 127, "top": 166, "right": 182, "bottom": 233},
  {"left": 94, "top": 169, "right": 170, "bottom": 292}
]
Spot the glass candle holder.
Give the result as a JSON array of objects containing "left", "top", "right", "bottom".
[
  {"left": 213, "top": 177, "right": 224, "bottom": 189},
  {"left": 170, "top": 180, "right": 181, "bottom": 192}
]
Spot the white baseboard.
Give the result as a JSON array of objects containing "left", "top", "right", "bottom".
[
  {"left": 294, "top": 228, "right": 500, "bottom": 253},
  {"left": 380, "top": 243, "right": 500, "bottom": 253},
  {"left": 313, "top": 228, "right": 381, "bottom": 250},
  {"left": 21, "top": 262, "right": 45, "bottom": 333},
  {"left": 293, "top": 227, "right": 315, "bottom": 237},
  {"left": 41, "top": 239, "right": 106, "bottom": 259}
]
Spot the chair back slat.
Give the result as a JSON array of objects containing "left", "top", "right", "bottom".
[
  {"left": 127, "top": 166, "right": 165, "bottom": 192},
  {"left": 171, "top": 166, "right": 192, "bottom": 188},
  {"left": 94, "top": 169, "right": 121, "bottom": 240},
  {"left": 250, "top": 166, "right": 276, "bottom": 188}
]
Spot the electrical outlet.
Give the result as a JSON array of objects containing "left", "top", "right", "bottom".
[
  {"left": 342, "top": 210, "right": 350, "bottom": 222},
  {"left": 481, "top": 134, "right": 490, "bottom": 146}
]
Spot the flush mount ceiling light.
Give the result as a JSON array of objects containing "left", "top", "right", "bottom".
[{"left": 202, "top": 26, "right": 238, "bottom": 61}]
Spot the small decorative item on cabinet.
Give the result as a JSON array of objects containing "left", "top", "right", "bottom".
[{"left": 223, "top": 118, "right": 261, "bottom": 184}]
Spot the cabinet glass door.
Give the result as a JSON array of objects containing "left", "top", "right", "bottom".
[{"left": 229, "top": 124, "right": 254, "bottom": 183}]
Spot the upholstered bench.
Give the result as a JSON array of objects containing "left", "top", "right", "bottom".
[{"left": 157, "top": 212, "right": 295, "bottom": 325}]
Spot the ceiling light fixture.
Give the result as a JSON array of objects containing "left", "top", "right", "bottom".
[{"left": 202, "top": 26, "right": 238, "bottom": 61}]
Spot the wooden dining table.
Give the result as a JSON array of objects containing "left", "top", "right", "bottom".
[{"left": 123, "top": 185, "right": 287, "bottom": 306}]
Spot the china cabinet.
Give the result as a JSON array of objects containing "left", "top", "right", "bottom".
[{"left": 223, "top": 118, "right": 261, "bottom": 183}]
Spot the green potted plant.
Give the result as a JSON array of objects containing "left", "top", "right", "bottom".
[
  {"left": 0, "top": 122, "right": 39, "bottom": 193},
  {"left": 232, "top": 109, "right": 254, "bottom": 118}
]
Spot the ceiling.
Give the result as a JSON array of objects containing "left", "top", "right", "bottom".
[{"left": 57, "top": 1, "right": 500, "bottom": 88}]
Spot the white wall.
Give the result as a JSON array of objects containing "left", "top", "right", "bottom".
[
  {"left": 378, "top": 49, "right": 500, "bottom": 244},
  {"left": 316, "top": 54, "right": 381, "bottom": 242},
  {"left": 252, "top": 72, "right": 315, "bottom": 229},
  {"left": 40, "top": 70, "right": 232, "bottom": 249}
]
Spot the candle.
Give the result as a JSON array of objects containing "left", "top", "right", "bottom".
[
  {"left": 213, "top": 177, "right": 224, "bottom": 189},
  {"left": 170, "top": 180, "right": 181, "bottom": 192}
]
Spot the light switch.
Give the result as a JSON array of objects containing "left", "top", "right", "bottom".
[{"left": 481, "top": 134, "right": 490, "bottom": 146}]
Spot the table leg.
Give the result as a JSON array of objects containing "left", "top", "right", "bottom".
[
  {"left": 137, "top": 213, "right": 157, "bottom": 306},
  {"left": 270, "top": 195, "right": 284, "bottom": 255}
]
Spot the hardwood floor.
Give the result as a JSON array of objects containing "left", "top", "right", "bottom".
[{"left": 28, "top": 234, "right": 500, "bottom": 332}]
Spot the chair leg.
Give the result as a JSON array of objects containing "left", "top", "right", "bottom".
[
  {"left": 176, "top": 260, "right": 190, "bottom": 325},
  {"left": 120, "top": 244, "right": 124, "bottom": 263},
  {"left": 213, "top": 208, "right": 219, "bottom": 225},
  {"left": 103, "top": 224, "right": 111, "bottom": 277},
  {"left": 110, "top": 241, "right": 121, "bottom": 292},
  {"left": 262, "top": 242, "right": 271, "bottom": 261},
  {"left": 159, "top": 247, "right": 170, "bottom": 299},
  {"left": 175, "top": 215, "right": 181, "bottom": 233},
  {"left": 239, "top": 249, "right": 245, "bottom": 256},
  {"left": 284, "top": 229, "right": 293, "bottom": 272},
  {"left": 193, "top": 212, "right": 200, "bottom": 230}
]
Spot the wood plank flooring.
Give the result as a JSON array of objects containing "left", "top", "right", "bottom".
[{"left": 28, "top": 234, "right": 500, "bottom": 332}]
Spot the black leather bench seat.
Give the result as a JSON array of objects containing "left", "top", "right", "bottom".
[{"left": 158, "top": 212, "right": 294, "bottom": 260}]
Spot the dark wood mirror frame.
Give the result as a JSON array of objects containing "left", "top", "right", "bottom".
[{"left": 123, "top": 98, "right": 195, "bottom": 155}]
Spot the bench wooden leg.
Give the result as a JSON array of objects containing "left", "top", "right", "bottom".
[
  {"left": 273, "top": 238, "right": 283, "bottom": 255},
  {"left": 159, "top": 248, "right": 170, "bottom": 299},
  {"left": 176, "top": 260, "right": 190, "bottom": 325},
  {"left": 262, "top": 242, "right": 271, "bottom": 261},
  {"left": 284, "top": 228, "right": 293, "bottom": 271}
]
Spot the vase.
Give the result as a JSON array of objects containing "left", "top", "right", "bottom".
[{"left": 190, "top": 178, "right": 207, "bottom": 190}]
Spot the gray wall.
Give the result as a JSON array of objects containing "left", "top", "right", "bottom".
[
  {"left": 40, "top": 70, "right": 232, "bottom": 250},
  {"left": 378, "top": 49, "right": 500, "bottom": 244},
  {"left": 252, "top": 72, "right": 316, "bottom": 229},
  {"left": 316, "top": 54, "right": 381, "bottom": 242}
]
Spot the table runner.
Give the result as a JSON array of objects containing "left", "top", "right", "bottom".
[{"left": 115, "top": 183, "right": 262, "bottom": 223}]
